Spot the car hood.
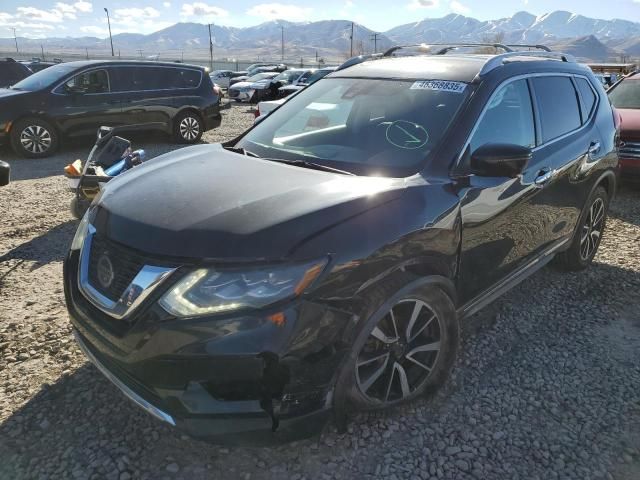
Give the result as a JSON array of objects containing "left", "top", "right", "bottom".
[
  {"left": 0, "top": 88, "right": 30, "bottom": 99},
  {"left": 618, "top": 108, "right": 640, "bottom": 141},
  {"left": 230, "top": 81, "right": 254, "bottom": 89},
  {"left": 93, "top": 144, "right": 406, "bottom": 260}
]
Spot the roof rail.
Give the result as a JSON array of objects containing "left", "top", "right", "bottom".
[
  {"left": 336, "top": 52, "right": 383, "bottom": 71},
  {"left": 505, "top": 44, "right": 552, "bottom": 52},
  {"left": 383, "top": 43, "right": 514, "bottom": 56},
  {"left": 479, "top": 51, "right": 576, "bottom": 76}
]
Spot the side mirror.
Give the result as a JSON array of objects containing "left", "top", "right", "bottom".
[
  {"left": 0, "top": 160, "right": 10, "bottom": 187},
  {"left": 471, "top": 143, "right": 532, "bottom": 178}
]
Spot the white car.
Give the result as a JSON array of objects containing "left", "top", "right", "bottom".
[
  {"left": 228, "top": 72, "right": 279, "bottom": 102},
  {"left": 209, "top": 70, "right": 239, "bottom": 89},
  {"left": 254, "top": 97, "right": 286, "bottom": 123}
]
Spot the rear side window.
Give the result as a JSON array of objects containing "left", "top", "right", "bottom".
[
  {"left": 575, "top": 77, "right": 597, "bottom": 121},
  {"left": 0, "top": 62, "right": 29, "bottom": 84},
  {"left": 532, "top": 76, "right": 581, "bottom": 143},
  {"left": 113, "top": 66, "right": 201, "bottom": 92},
  {"left": 64, "top": 69, "right": 110, "bottom": 94},
  {"left": 470, "top": 79, "right": 535, "bottom": 152}
]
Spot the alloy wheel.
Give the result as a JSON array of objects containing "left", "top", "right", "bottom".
[
  {"left": 356, "top": 299, "right": 442, "bottom": 404},
  {"left": 580, "top": 197, "right": 605, "bottom": 261},
  {"left": 179, "top": 116, "right": 200, "bottom": 141},
  {"left": 20, "top": 125, "right": 52, "bottom": 154}
]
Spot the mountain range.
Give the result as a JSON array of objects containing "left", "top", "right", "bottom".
[{"left": 1, "top": 10, "right": 638, "bottom": 62}]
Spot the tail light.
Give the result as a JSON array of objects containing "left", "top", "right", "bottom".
[
  {"left": 254, "top": 106, "right": 260, "bottom": 119},
  {"left": 612, "top": 106, "right": 622, "bottom": 130},
  {"left": 212, "top": 84, "right": 222, "bottom": 96}
]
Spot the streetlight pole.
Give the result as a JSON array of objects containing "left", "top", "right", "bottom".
[
  {"left": 280, "top": 25, "right": 284, "bottom": 62},
  {"left": 11, "top": 28, "right": 18, "bottom": 55},
  {"left": 104, "top": 8, "right": 114, "bottom": 57},
  {"left": 350, "top": 22, "right": 354, "bottom": 57},
  {"left": 208, "top": 24, "right": 214, "bottom": 70}
]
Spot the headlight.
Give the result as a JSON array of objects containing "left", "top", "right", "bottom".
[
  {"left": 70, "top": 209, "right": 91, "bottom": 251},
  {"left": 159, "top": 260, "right": 327, "bottom": 317}
]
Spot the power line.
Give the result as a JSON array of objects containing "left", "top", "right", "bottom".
[{"left": 370, "top": 32, "right": 381, "bottom": 53}]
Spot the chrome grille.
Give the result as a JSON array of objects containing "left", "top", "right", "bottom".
[{"left": 620, "top": 141, "right": 640, "bottom": 159}]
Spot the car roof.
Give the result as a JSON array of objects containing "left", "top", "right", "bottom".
[
  {"left": 45, "top": 60, "right": 207, "bottom": 71},
  {"left": 331, "top": 53, "right": 586, "bottom": 83}
]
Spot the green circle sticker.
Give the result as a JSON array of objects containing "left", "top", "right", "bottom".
[{"left": 385, "top": 120, "right": 429, "bottom": 150}]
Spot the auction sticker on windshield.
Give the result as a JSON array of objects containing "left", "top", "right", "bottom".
[{"left": 410, "top": 80, "right": 467, "bottom": 93}]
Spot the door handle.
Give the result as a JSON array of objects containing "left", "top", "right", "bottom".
[
  {"left": 588, "top": 141, "right": 601, "bottom": 159},
  {"left": 534, "top": 168, "right": 555, "bottom": 188}
]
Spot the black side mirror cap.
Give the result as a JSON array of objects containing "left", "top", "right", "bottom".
[
  {"left": 0, "top": 160, "right": 10, "bottom": 187},
  {"left": 471, "top": 143, "right": 532, "bottom": 178}
]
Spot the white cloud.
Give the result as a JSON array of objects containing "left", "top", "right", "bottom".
[
  {"left": 181, "top": 2, "right": 229, "bottom": 21},
  {"left": 246, "top": 3, "right": 312, "bottom": 21},
  {"left": 450, "top": 0, "right": 470, "bottom": 14},
  {"left": 0, "top": 12, "right": 13, "bottom": 24},
  {"left": 407, "top": 0, "right": 440, "bottom": 9},
  {"left": 345, "top": 0, "right": 354, "bottom": 7},
  {"left": 55, "top": 2, "right": 76, "bottom": 15},
  {"left": 163, "top": 2, "right": 171, "bottom": 7},
  {"left": 74, "top": 1, "right": 93, "bottom": 13},
  {"left": 113, "top": 7, "right": 161, "bottom": 19},
  {"left": 16, "top": 6, "right": 64, "bottom": 23},
  {"left": 111, "top": 7, "right": 162, "bottom": 28}
]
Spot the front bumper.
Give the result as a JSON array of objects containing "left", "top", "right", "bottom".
[
  {"left": 63, "top": 249, "right": 352, "bottom": 444},
  {"left": 229, "top": 89, "right": 255, "bottom": 102}
]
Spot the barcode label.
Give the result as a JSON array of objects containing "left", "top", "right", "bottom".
[{"left": 410, "top": 80, "right": 467, "bottom": 93}]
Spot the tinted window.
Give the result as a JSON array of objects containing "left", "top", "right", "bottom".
[
  {"left": 470, "top": 79, "right": 535, "bottom": 152},
  {"left": 0, "top": 62, "right": 29, "bottom": 85},
  {"left": 113, "top": 66, "right": 201, "bottom": 92},
  {"left": 532, "top": 76, "right": 581, "bottom": 143},
  {"left": 575, "top": 77, "right": 597, "bottom": 121},
  {"left": 237, "top": 77, "right": 470, "bottom": 177},
  {"left": 12, "top": 63, "right": 78, "bottom": 91},
  {"left": 64, "top": 69, "right": 109, "bottom": 94},
  {"left": 608, "top": 79, "right": 640, "bottom": 109}
]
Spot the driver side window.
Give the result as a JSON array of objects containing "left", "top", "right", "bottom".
[
  {"left": 469, "top": 79, "right": 535, "bottom": 153},
  {"left": 64, "top": 69, "right": 110, "bottom": 94}
]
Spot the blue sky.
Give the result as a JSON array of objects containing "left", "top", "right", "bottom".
[{"left": 1, "top": 0, "right": 640, "bottom": 38}]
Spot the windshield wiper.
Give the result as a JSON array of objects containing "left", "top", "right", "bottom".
[
  {"left": 266, "top": 158, "right": 355, "bottom": 176},
  {"left": 222, "top": 145, "right": 261, "bottom": 158}
]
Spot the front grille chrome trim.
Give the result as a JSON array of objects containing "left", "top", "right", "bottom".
[
  {"left": 620, "top": 141, "right": 640, "bottom": 159},
  {"left": 73, "top": 330, "right": 176, "bottom": 426},
  {"left": 78, "top": 225, "right": 177, "bottom": 320}
]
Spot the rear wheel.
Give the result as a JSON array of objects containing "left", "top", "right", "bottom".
[
  {"left": 554, "top": 186, "right": 609, "bottom": 271},
  {"left": 337, "top": 280, "right": 459, "bottom": 411},
  {"left": 173, "top": 111, "right": 203, "bottom": 144},
  {"left": 10, "top": 118, "right": 59, "bottom": 158}
]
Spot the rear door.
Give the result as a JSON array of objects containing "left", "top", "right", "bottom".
[{"left": 529, "top": 75, "right": 602, "bottom": 243}]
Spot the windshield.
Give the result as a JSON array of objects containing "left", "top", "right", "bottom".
[
  {"left": 237, "top": 77, "right": 470, "bottom": 177},
  {"left": 11, "top": 63, "right": 78, "bottom": 91},
  {"left": 275, "top": 70, "right": 303, "bottom": 83},
  {"left": 608, "top": 79, "right": 640, "bottom": 109}
]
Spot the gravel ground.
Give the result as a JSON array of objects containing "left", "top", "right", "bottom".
[{"left": 1, "top": 104, "right": 639, "bottom": 480}]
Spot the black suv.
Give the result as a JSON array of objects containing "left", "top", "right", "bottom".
[
  {"left": 0, "top": 60, "right": 222, "bottom": 158},
  {"left": 0, "top": 58, "right": 32, "bottom": 88},
  {"left": 64, "top": 45, "right": 618, "bottom": 444}
]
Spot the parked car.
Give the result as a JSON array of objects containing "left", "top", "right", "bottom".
[
  {"left": 19, "top": 59, "right": 56, "bottom": 73},
  {"left": 209, "top": 70, "right": 245, "bottom": 89},
  {"left": 608, "top": 71, "right": 640, "bottom": 182},
  {"left": 227, "top": 72, "right": 279, "bottom": 102},
  {"left": 248, "top": 69, "right": 313, "bottom": 103},
  {"left": 229, "top": 65, "right": 288, "bottom": 87},
  {"left": 254, "top": 67, "right": 339, "bottom": 121},
  {"left": 65, "top": 47, "right": 618, "bottom": 444},
  {"left": 0, "top": 58, "right": 32, "bottom": 88},
  {"left": 0, "top": 60, "right": 222, "bottom": 158}
]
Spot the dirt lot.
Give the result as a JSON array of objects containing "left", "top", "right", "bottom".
[{"left": 0, "top": 104, "right": 639, "bottom": 480}]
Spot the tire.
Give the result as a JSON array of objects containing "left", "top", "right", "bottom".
[
  {"left": 173, "top": 111, "right": 204, "bottom": 144},
  {"left": 554, "top": 186, "right": 609, "bottom": 271},
  {"left": 70, "top": 197, "right": 90, "bottom": 220},
  {"left": 335, "top": 276, "right": 459, "bottom": 411},
  {"left": 10, "top": 118, "right": 59, "bottom": 158}
]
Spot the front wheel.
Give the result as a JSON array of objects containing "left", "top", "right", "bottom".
[
  {"left": 337, "top": 281, "right": 459, "bottom": 411},
  {"left": 173, "top": 111, "right": 204, "bottom": 144},
  {"left": 10, "top": 118, "right": 59, "bottom": 158},
  {"left": 554, "top": 186, "right": 609, "bottom": 271}
]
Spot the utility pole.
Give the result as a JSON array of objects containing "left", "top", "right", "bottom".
[
  {"left": 85, "top": 48, "right": 89, "bottom": 60},
  {"left": 349, "top": 22, "right": 354, "bottom": 57},
  {"left": 370, "top": 32, "right": 381, "bottom": 53},
  {"left": 315, "top": 50, "right": 318, "bottom": 64},
  {"left": 41, "top": 44, "right": 45, "bottom": 61},
  {"left": 208, "top": 24, "right": 214, "bottom": 70},
  {"left": 137, "top": 49, "right": 143, "bottom": 58},
  {"left": 11, "top": 28, "right": 18, "bottom": 55},
  {"left": 280, "top": 25, "right": 284, "bottom": 62},
  {"left": 104, "top": 8, "right": 114, "bottom": 56}
]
